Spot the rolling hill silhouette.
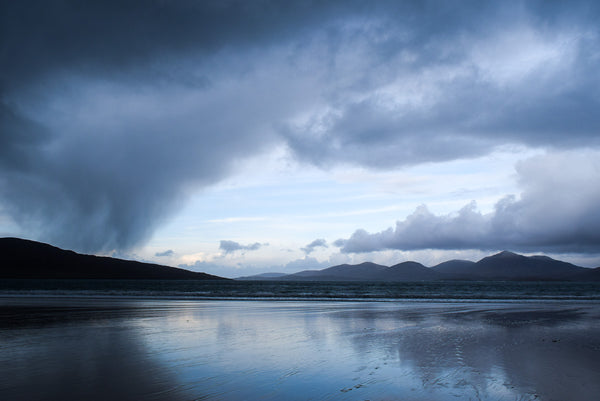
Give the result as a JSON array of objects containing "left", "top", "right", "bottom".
[
  {"left": 3, "top": 237, "right": 598, "bottom": 282},
  {"left": 0, "top": 237, "right": 226, "bottom": 280},
  {"left": 242, "top": 251, "right": 598, "bottom": 282}
]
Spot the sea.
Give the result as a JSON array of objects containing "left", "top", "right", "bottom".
[
  {"left": 3, "top": 280, "right": 600, "bottom": 400},
  {"left": 1, "top": 279, "right": 599, "bottom": 301}
]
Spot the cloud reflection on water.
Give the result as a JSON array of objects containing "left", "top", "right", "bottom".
[
  {"left": 1, "top": 299, "right": 599, "bottom": 400},
  {"left": 0, "top": 312, "right": 190, "bottom": 400}
]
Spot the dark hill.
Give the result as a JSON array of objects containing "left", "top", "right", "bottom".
[
  {"left": 431, "top": 259, "right": 476, "bottom": 276},
  {"left": 0, "top": 237, "right": 227, "bottom": 280},
  {"left": 280, "top": 261, "right": 442, "bottom": 282},
  {"left": 472, "top": 251, "right": 587, "bottom": 280},
  {"left": 238, "top": 251, "right": 595, "bottom": 282},
  {"left": 572, "top": 267, "right": 600, "bottom": 281},
  {"left": 387, "top": 261, "right": 444, "bottom": 281},
  {"left": 282, "top": 262, "right": 389, "bottom": 281}
]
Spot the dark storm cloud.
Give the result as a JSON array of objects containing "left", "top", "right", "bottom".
[
  {"left": 336, "top": 152, "right": 600, "bottom": 254},
  {"left": 0, "top": 0, "right": 351, "bottom": 92},
  {"left": 2, "top": 0, "right": 600, "bottom": 253},
  {"left": 301, "top": 238, "right": 328, "bottom": 255},
  {"left": 219, "top": 240, "right": 265, "bottom": 254},
  {"left": 0, "top": 0, "right": 355, "bottom": 252},
  {"left": 281, "top": 2, "right": 600, "bottom": 167}
]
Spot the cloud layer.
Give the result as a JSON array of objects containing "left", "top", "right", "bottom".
[
  {"left": 2, "top": 1, "right": 600, "bottom": 253},
  {"left": 336, "top": 152, "right": 600, "bottom": 254}
]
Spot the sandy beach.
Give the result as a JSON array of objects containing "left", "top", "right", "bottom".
[{"left": 1, "top": 297, "right": 599, "bottom": 400}]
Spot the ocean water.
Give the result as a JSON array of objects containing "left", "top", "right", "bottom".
[
  {"left": 2, "top": 280, "right": 600, "bottom": 400},
  {"left": 1, "top": 279, "right": 599, "bottom": 300},
  {"left": 2, "top": 297, "right": 600, "bottom": 400}
]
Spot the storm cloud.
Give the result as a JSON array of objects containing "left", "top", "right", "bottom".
[
  {"left": 336, "top": 152, "right": 600, "bottom": 254},
  {"left": 2, "top": 1, "right": 600, "bottom": 253}
]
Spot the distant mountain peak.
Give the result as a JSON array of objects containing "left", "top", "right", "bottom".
[
  {"left": 390, "top": 261, "right": 426, "bottom": 269},
  {"left": 356, "top": 261, "right": 381, "bottom": 267},
  {"left": 494, "top": 250, "right": 521, "bottom": 258}
]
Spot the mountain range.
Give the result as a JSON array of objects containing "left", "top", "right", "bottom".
[
  {"left": 238, "top": 250, "right": 600, "bottom": 282},
  {"left": 0, "top": 237, "right": 226, "bottom": 280},
  {"left": 2, "top": 237, "right": 599, "bottom": 282}
]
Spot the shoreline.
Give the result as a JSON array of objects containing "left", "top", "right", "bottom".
[
  {"left": 2, "top": 279, "right": 599, "bottom": 302},
  {"left": 2, "top": 293, "right": 600, "bottom": 303}
]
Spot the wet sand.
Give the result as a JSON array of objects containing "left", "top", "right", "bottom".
[{"left": 1, "top": 297, "right": 599, "bottom": 400}]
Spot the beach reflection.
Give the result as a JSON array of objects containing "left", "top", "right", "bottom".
[
  {"left": 1, "top": 299, "right": 599, "bottom": 400},
  {"left": 330, "top": 304, "right": 600, "bottom": 400},
  {"left": 0, "top": 300, "right": 192, "bottom": 401}
]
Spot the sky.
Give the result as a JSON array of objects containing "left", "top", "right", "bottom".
[{"left": 1, "top": 0, "right": 600, "bottom": 278}]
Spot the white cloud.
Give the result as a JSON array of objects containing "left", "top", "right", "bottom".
[{"left": 336, "top": 151, "right": 600, "bottom": 254}]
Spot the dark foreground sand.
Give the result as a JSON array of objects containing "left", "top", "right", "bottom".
[{"left": 1, "top": 297, "right": 599, "bottom": 400}]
